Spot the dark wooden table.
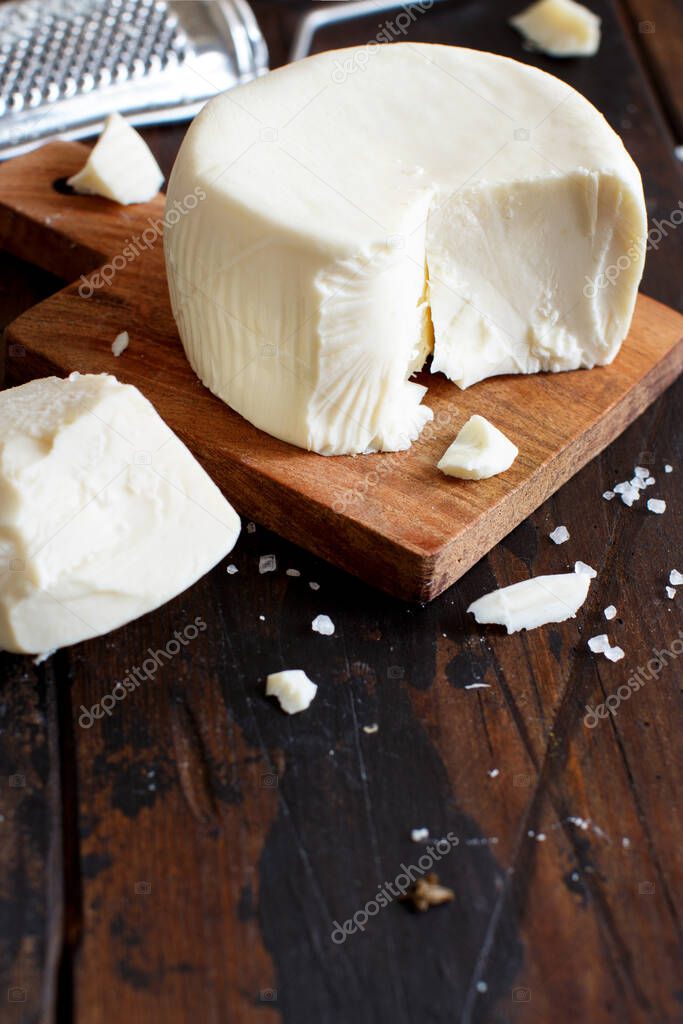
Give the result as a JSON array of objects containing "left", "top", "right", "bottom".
[{"left": 1, "top": 2, "right": 682, "bottom": 1022}]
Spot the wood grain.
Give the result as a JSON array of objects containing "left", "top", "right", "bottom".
[
  {"left": 2, "top": 141, "right": 682, "bottom": 602},
  {"left": 0, "top": 1, "right": 682, "bottom": 1022}
]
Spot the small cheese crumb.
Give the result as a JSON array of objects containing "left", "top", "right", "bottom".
[
  {"left": 226, "top": 564, "right": 238, "bottom": 575},
  {"left": 411, "top": 828, "right": 429, "bottom": 842},
  {"left": 666, "top": 586, "right": 676, "bottom": 599},
  {"left": 312, "top": 614, "right": 335, "bottom": 636},
  {"left": 259, "top": 554, "right": 276, "bottom": 573},
  {"left": 286, "top": 569, "right": 300, "bottom": 577},
  {"left": 266, "top": 669, "right": 317, "bottom": 714},
  {"left": 549, "top": 525, "right": 570, "bottom": 545},
  {"left": 664, "top": 464, "right": 673, "bottom": 473},
  {"left": 603, "top": 490, "right": 615, "bottom": 501},
  {"left": 574, "top": 561, "right": 597, "bottom": 578},
  {"left": 646, "top": 498, "right": 666, "bottom": 514},
  {"left": 111, "top": 331, "right": 129, "bottom": 357},
  {"left": 487, "top": 768, "right": 500, "bottom": 778},
  {"left": 604, "top": 605, "right": 617, "bottom": 620},
  {"left": 362, "top": 723, "right": 379, "bottom": 734},
  {"left": 670, "top": 570, "right": 683, "bottom": 586}
]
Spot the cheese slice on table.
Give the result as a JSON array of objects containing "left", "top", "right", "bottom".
[
  {"left": 165, "top": 43, "right": 647, "bottom": 456},
  {"left": 67, "top": 112, "right": 164, "bottom": 205},
  {"left": 0, "top": 374, "right": 240, "bottom": 655}
]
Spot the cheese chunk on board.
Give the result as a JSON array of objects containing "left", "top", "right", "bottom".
[
  {"left": 165, "top": 43, "right": 647, "bottom": 456},
  {"left": 0, "top": 374, "right": 240, "bottom": 655},
  {"left": 438, "top": 415, "right": 519, "bottom": 479},
  {"left": 68, "top": 112, "right": 163, "bottom": 205}
]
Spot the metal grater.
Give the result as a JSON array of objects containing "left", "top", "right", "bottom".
[{"left": 0, "top": 0, "right": 269, "bottom": 159}]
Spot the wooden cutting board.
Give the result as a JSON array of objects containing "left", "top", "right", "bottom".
[{"left": 1, "top": 141, "right": 682, "bottom": 601}]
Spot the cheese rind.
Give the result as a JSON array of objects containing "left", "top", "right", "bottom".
[
  {"left": 165, "top": 43, "right": 646, "bottom": 455},
  {"left": 437, "top": 415, "right": 518, "bottom": 480},
  {"left": 67, "top": 113, "right": 163, "bottom": 205},
  {"left": 510, "top": 0, "right": 601, "bottom": 58},
  {"left": 0, "top": 374, "right": 240, "bottom": 654}
]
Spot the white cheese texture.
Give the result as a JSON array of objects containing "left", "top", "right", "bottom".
[
  {"left": 0, "top": 374, "right": 240, "bottom": 654},
  {"left": 437, "top": 415, "right": 518, "bottom": 479},
  {"left": 165, "top": 43, "right": 646, "bottom": 456},
  {"left": 68, "top": 113, "right": 163, "bottom": 205},
  {"left": 511, "top": 0, "right": 601, "bottom": 58},
  {"left": 266, "top": 670, "right": 318, "bottom": 714},
  {"left": 468, "top": 572, "right": 591, "bottom": 633}
]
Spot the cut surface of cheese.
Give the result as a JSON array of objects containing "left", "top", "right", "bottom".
[
  {"left": 0, "top": 374, "right": 240, "bottom": 654},
  {"left": 510, "top": 0, "right": 601, "bottom": 58},
  {"left": 468, "top": 572, "right": 591, "bottom": 633},
  {"left": 165, "top": 43, "right": 646, "bottom": 456},
  {"left": 67, "top": 112, "right": 164, "bottom": 205},
  {"left": 437, "top": 415, "right": 518, "bottom": 479},
  {"left": 266, "top": 670, "right": 318, "bottom": 714}
]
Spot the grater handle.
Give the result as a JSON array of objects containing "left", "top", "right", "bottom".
[{"left": 0, "top": 141, "right": 167, "bottom": 282}]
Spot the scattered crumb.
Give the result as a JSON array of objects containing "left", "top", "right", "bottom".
[
  {"left": 566, "top": 816, "right": 590, "bottom": 830},
  {"left": 464, "top": 682, "right": 490, "bottom": 690},
  {"left": 647, "top": 498, "right": 666, "bottom": 514},
  {"left": 549, "top": 525, "right": 570, "bottom": 545},
  {"left": 259, "top": 614, "right": 265, "bottom": 621},
  {"left": 588, "top": 634, "right": 609, "bottom": 653},
  {"left": 669, "top": 570, "right": 683, "bottom": 586},
  {"left": 575, "top": 561, "right": 597, "bottom": 579},
  {"left": 622, "top": 837, "right": 631, "bottom": 848},
  {"left": 536, "top": 833, "right": 546, "bottom": 842},
  {"left": 312, "top": 614, "right": 335, "bottom": 636},
  {"left": 362, "top": 723, "right": 379, "bottom": 735},
  {"left": 411, "top": 828, "right": 430, "bottom": 842},
  {"left": 604, "top": 605, "right": 617, "bottom": 620},
  {"left": 400, "top": 873, "right": 454, "bottom": 912},
  {"left": 634, "top": 466, "right": 649, "bottom": 479},
  {"left": 487, "top": 768, "right": 500, "bottom": 778},
  {"left": 664, "top": 464, "right": 673, "bottom": 473},
  {"left": 666, "top": 586, "right": 676, "bottom": 599},
  {"left": 309, "top": 581, "right": 320, "bottom": 591},
  {"left": 286, "top": 569, "right": 301, "bottom": 577},
  {"left": 644, "top": 476, "right": 655, "bottom": 486},
  {"left": 226, "top": 564, "right": 238, "bottom": 575},
  {"left": 528, "top": 829, "right": 535, "bottom": 838},
  {"left": 111, "top": 330, "right": 129, "bottom": 356},
  {"left": 259, "top": 554, "right": 276, "bottom": 573},
  {"left": 476, "top": 981, "right": 488, "bottom": 994},
  {"left": 602, "top": 490, "right": 615, "bottom": 501},
  {"left": 604, "top": 646, "right": 625, "bottom": 662}
]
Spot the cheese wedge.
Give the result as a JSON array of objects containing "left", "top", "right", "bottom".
[
  {"left": 68, "top": 112, "right": 163, "bottom": 205},
  {"left": 165, "top": 43, "right": 646, "bottom": 456},
  {"left": 438, "top": 415, "right": 518, "bottom": 479},
  {"left": 0, "top": 374, "right": 240, "bottom": 654}
]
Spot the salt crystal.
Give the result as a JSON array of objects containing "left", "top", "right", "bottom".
[
  {"left": 646, "top": 498, "right": 666, "bottom": 514},
  {"left": 644, "top": 477, "right": 655, "bottom": 486},
  {"left": 259, "top": 614, "right": 265, "bottom": 621},
  {"left": 286, "top": 569, "right": 301, "bottom": 577},
  {"left": 549, "top": 525, "right": 570, "bottom": 544},
  {"left": 604, "top": 605, "right": 617, "bottom": 620},
  {"left": 487, "top": 768, "right": 500, "bottom": 778},
  {"left": 604, "top": 645, "right": 625, "bottom": 662},
  {"left": 476, "top": 981, "right": 488, "bottom": 994},
  {"left": 309, "top": 581, "right": 320, "bottom": 591},
  {"left": 588, "top": 634, "right": 609, "bottom": 653},
  {"left": 634, "top": 466, "right": 649, "bottom": 478},
  {"left": 411, "top": 828, "right": 429, "bottom": 842},
  {"left": 620, "top": 486, "right": 640, "bottom": 506},
  {"left": 312, "top": 614, "right": 335, "bottom": 636},
  {"left": 363, "top": 723, "right": 379, "bottom": 734},
  {"left": 575, "top": 561, "right": 597, "bottom": 578},
  {"left": 670, "top": 570, "right": 683, "bottom": 586},
  {"left": 622, "top": 837, "right": 631, "bottom": 848},
  {"left": 664, "top": 464, "right": 673, "bottom": 473},
  {"left": 630, "top": 477, "right": 646, "bottom": 490},
  {"left": 613, "top": 482, "right": 630, "bottom": 493},
  {"left": 536, "top": 833, "right": 546, "bottom": 842},
  {"left": 259, "top": 554, "right": 276, "bottom": 573},
  {"left": 666, "top": 586, "right": 676, "bottom": 599},
  {"left": 603, "top": 491, "right": 615, "bottom": 501},
  {"left": 226, "top": 564, "right": 238, "bottom": 575},
  {"left": 464, "top": 683, "right": 490, "bottom": 689}
]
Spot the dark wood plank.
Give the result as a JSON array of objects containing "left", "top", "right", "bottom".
[
  {"left": 620, "top": 0, "right": 683, "bottom": 143},
  {"left": 0, "top": 1, "right": 682, "bottom": 1023}
]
